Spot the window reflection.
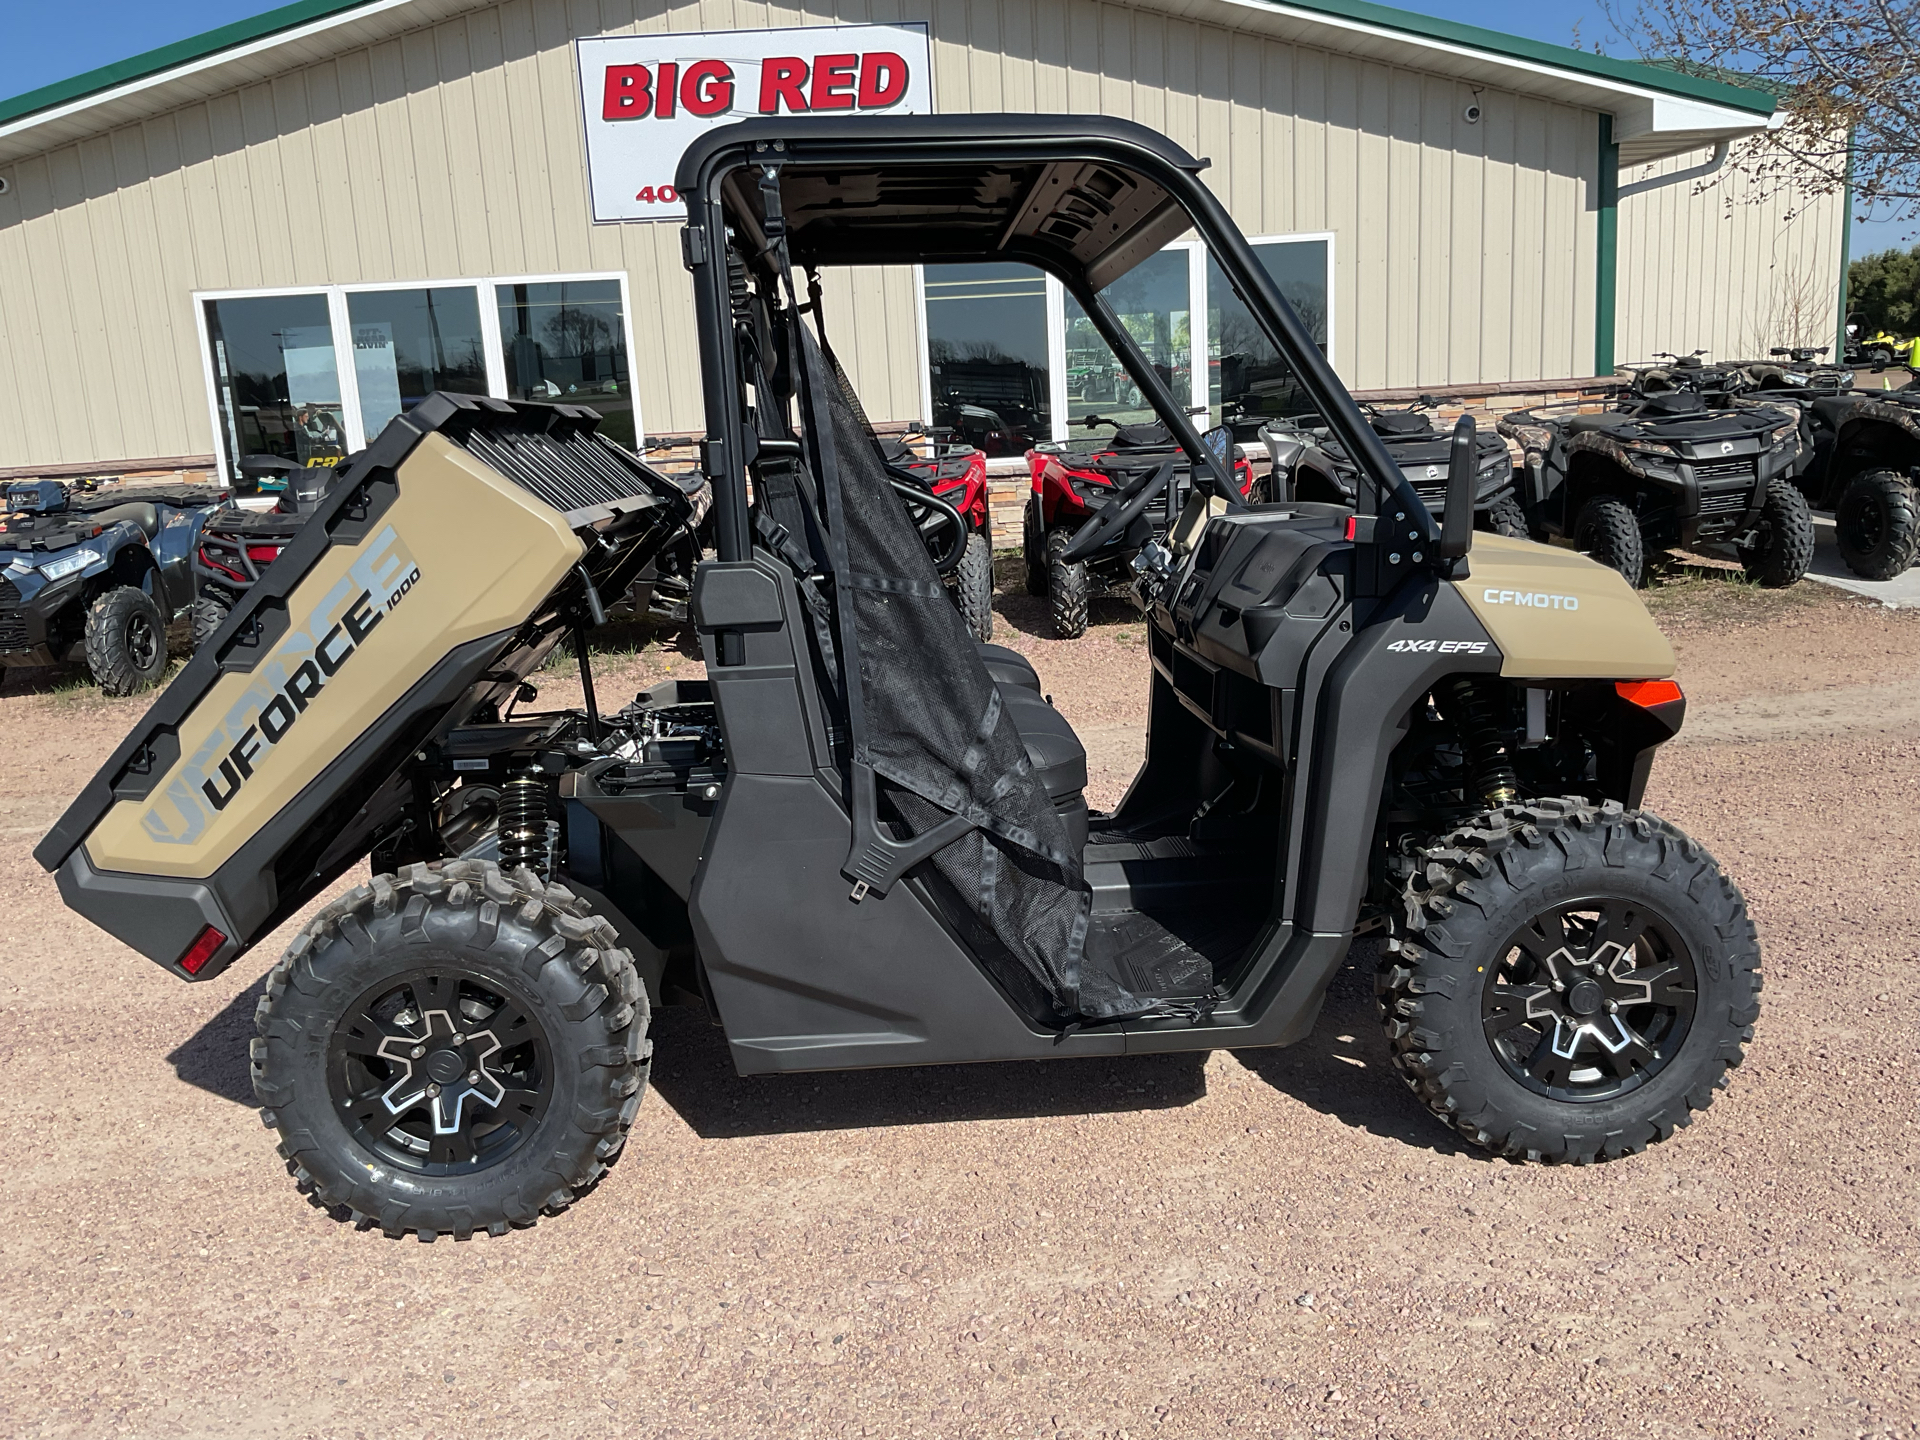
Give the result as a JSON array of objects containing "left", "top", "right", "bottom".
[
  {"left": 1065, "top": 248, "right": 1191, "bottom": 436},
  {"left": 923, "top": 263, "right": 1050, "bottom": 455},
  {"left": 1208, "top": 239, "right": 1330, "bottom": 436},
  {"left": 498, "top": 280, "right": 636, "bottom": 449},
  {"left": 203, "top": 293, "right": 348, "bottom": 474},
  {"left": 347, "top": 286, "right": 487, "bottom": 439}
]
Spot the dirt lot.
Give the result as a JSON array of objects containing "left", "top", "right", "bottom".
[{"left": 1, "top": 571, "right": 1916, "bottom": 1440}]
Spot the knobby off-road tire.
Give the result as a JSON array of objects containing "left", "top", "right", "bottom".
[
  {"left": 953, "top": 531, "right": 995, "bottom": 642},
  {"left": 1738, "top": 477, "right": 1816, "bottom": 588},
  {"left": 251, "top": 860, "right": 650, "bottom": 1240},
  {"left": 1479, "top": 494, "right": 1530, "bottom": 540},
  {"left": 1834, "top": 469, "right": 1920, "bottom": 581},
  {"left": 1379, "top": 798, "right": 1760, "bottom": 1164},
  {"left": 1573, "top": 495, "right": 1648, "bottom": 588},
  {"left": 84, "top": 585, "right": 168, "bottom": 696},
  {"left": 1046, "top": 528, "right": 1089, "bottom": 639},
  {"left": 189, "top": 593, "right": 232, "bottom": 652}
]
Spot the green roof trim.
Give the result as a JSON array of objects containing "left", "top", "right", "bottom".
[
  {"left": 0, "top": 0, "right": 382, "bottom": 128},
  {"left": 1259, "top": 0, "right": 1777, "bottom": 116},
  {"left": 0, "top": 0, "right": 1778, "bottom": 135}
]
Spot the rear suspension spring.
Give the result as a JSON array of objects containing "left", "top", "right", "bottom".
[
  {"left": 1441, "top": 677, "right": 1519, "bottom": 809},
  {"left": 497, "top": 772, "right": 550, "bottom": 880}
]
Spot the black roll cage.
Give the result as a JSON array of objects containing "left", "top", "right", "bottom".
[{"left": 674, "top": 113, "right": 1433, "bottom": 575}]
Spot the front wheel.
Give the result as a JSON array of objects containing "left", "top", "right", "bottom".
[
  {"left": 1479, "top": 493, "right": 1529, "bottom": 539},
  {"left": 1379, "top": 799, "right": 1760, "bottom": 1164},
  {"left": 1738, "top": 477, "right": 1815, "bottom": 587},
  {"left": 1045, "top": 527, "right": 1089, "bottom": 639},
  {"left": 251, "top": 860, "right": 650, "bottom": 1239},
  {"left": 190, "top": 592, "right": 233, "bottom": 651},
  {"left": 84, "top": 586, "right": 169, "bottom": 695},
  {"left": 1834, "top": 469, "right": 1920, "bottom": 581},
  {"left": 1573, "top": 495, "right": 1647, "bottom": 588},
  {"left": 952, "top": 531, "right": 994, "bottom": 642}
]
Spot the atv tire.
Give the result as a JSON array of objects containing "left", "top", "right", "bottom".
[
  {"left": 84, "top": 586, "right": 169, "bottom": 695},
  {"left": 1046, "top": 528, "right": 1089, "bottom": 639},
  {"left": 251, "top": 860, "right": 650, "bottom": 1239},
  {"left": 1738, "top": 477, "right": 1815, "bottom": 588},
  {"left": 1480, "top": 494, "right": 1529, "bottom": 539},
  {"left": 1379, "top": 798, "right": 1760, "bottom": 1164},
  {"left": 953, "top": 531, "right": 995, "bottom": 642},
  {"left": 1834, "top": 469, "right": 1920, "bottom": 581},
  {"left": 190, "top": 593, "right": 232, "bottom": 651},
  {"left": 1573, "top": 495, "right": 1647, "bottom": 588}
]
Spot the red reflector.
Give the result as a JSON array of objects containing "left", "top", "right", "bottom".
[
  {"left": 178, "top": 925, "right": 227, "bottom": 976},
  {"left": 1617, "top": 679, "right": 1683, "bottom": 708},
  {"left": 246, "top": 544, "right": 283, "bottom": 564},
  {"left": 1343, "top": 515, "right": 1358, "bottom": 541}
]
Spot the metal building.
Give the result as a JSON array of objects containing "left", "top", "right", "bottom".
[{"left": 0, "top": 0, "right": 1842, "bottom": 482}]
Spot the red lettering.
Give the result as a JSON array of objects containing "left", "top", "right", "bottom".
[
  {"left": 858, "top": 51, "right": 909, "bottom": 108},
  {"left": 655, "top": 61, "right": 678, "bottom": 118},
  {"left": 810, "top": 53, "right": 857, "bottom": 110},
  {"left": 602, "top": 64, "right": 651, "bottom": 120},
  {"left": 758, "top": 56, "right": 810, "bottom": 113},
  {"left": 681, "top": 59, "right": 734, "bottom": 116}
]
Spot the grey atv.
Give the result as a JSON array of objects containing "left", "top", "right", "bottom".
[
  {"left": 41, "top": 115, "right": 1760, "bottom": 1241},
  {"left": 1262, "top": 395, "right": 1526, "bottom": 538},
  {"left": 0, "top": 478, "right": 229, "bottom": 694},
  {"left": 1500, "top": 389, "right": 1813, "bottom": 588}
]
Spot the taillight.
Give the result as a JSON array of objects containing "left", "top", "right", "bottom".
[
  {"left": 178, "top": 925, "right": 227, "bottom": 976},
  {"left": 246, "top": 544, "right": 282, "bottom": 565},
  {"left": 1343, "top": 515, "right": 1358, "bottom": 541},
  {"left": 1617, "top": 679, "right": 1683, "bottom": 708}
]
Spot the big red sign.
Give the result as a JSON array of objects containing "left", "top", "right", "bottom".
[{"left": 576, "top": 24, "right": 933, "bottom": 222}]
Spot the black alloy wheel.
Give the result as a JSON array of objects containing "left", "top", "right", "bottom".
[
  {"left": 1834, "top": 469, "right": 1920, "bottom": 581},
  {"left": 84, "top": 585, "right": 170, "bottom": 695},
  {"left": 329, "top": 967, "right": 553, "bottom": 1174},
  {"left": 1480, "top": 898, "right": 1697, "bottom": 1103}
]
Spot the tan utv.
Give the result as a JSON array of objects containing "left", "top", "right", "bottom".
[{"left": 37, "top": 115, "right": 1760, "bottom": 1240}]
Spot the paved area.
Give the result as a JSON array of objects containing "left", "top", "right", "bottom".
[
  {"left": 0, "top": 578, "right": 1915, "bottom": 1439},
  {"left": 1805, "top": 512, "right": 1920, "bottom": 608}
]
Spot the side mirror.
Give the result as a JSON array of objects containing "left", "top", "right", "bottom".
[
  {"left": 1439, "top": 415, "right": 1477, "bottom": 561},
  {"left": 1200, "top": 424, "right": 1234, "bottom": 463}
]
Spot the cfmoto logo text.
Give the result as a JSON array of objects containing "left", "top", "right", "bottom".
[{"left": 1483, "top": 588, "right": 1580, "bottom": 611}]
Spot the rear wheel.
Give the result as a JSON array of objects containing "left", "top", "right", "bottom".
[
  {"left": 952, "top": 531, "right": 994, "bottom": 642},
  {"left": 1380, "top": 799, "right": 1760, "bottom": 1163},
  {"left": 190, "top": 593, "right": 233, "bottom": 651},
  {"left": 1738, "top": 477, "right": 1816, "bottom": 587},
  {"left": 1479, "top": 493, "right": 1529, "bottom": 539},
  {"left": 84, "top": 586, "right": 168, "bottom": 695},
  {"left": 1573, "top": 495, "right": 1647, "bottom": 587},
  {"left": 1834, "top": 469, "right": 1920, "bottom": 581},
  {"left": 251, "top": 860, "right": 650, "bottom": 1239},
  {"left": 1046, "top": 528, "right": 1089, "bottom": 639}
]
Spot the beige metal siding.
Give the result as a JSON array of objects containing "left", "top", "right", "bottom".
[
  {"left": 0, "top": 0, "right": 1823, "bottom": 471},
  {"left": 1616, "top": 139, "right": 1847, "bottom": 364}
]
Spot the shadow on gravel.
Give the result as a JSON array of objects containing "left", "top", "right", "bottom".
[
  {"left": 647, "top": 1005, "right": 1209, "bottom": 1138},
  {"left": 1232, "top": 942, "right": 1478, "bottom": 1161},
  {"left": 167, "top": 975, "right": 267, "bottom": 1107}
]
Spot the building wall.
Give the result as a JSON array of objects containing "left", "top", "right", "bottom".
[
  {"left": 0, "top": 0, "right": 1805, "bottom": 471},
  {"left": 1616, "top": 137, "right": 1847, "bottom": 364}
]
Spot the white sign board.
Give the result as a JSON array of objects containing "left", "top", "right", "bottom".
[{"left": 576, "top": 23, "right": 933, "bottom": 223}]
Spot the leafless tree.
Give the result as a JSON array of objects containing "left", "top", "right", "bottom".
[{"left": 1600, "top": 0, "right": 1920, "bottom": 218}]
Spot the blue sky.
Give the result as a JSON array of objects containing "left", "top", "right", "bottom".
[{"left": 2, "top": 0, "right": 1909, "bottom": 254}]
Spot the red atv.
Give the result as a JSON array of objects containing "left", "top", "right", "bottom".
[
  {"left": 881, "top": 428, "right": 995, "bottom": 641},
  {"left": 1022, "top": 417, "right": 1258, "bottom": 638}
]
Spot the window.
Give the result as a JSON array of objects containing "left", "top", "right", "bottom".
[
  {"left": 919, "top": 233, "right": 1333, "bottom": 444},
  {"left": 196, "top": 273, "right": 639, "bottom": 484},
  {"left": 496, "top": 279, "right": 635, "bottom": 450},
  {"left": 922, "top": 263, "right": 1051, "bottom": 454}
]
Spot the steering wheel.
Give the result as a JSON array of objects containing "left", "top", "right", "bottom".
[
  {"left": 1061, "top": 458, "right": 1175, "bottom": 563},
  {"left": 887, "top": 474, "right": 969, "bottom": 575}
]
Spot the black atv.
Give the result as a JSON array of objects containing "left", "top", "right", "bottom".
[
  {"left": 1788, "top": 387, "right": 1920, "bottom": 579},
  {"left": 1500, "top": 388, "right": 1814, "bottom": 588},
  {"left": 0, "top": 478, "right": 229, "bottom": 693},
  {"left": 1261, "top": 396, "right": 1526, "bottom": 538}
]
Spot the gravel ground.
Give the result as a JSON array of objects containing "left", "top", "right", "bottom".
[{"left": 0, "top": 574, "right": 1916, "bottom": 1440}]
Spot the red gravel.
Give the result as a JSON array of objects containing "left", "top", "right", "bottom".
[{"left": 0, "top": 579, "right": 1915, "bottom": 1440}]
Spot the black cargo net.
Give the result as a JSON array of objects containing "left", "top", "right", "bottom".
[{"left": 780, "top": 301, "right": 1169, "bottom": 1022}]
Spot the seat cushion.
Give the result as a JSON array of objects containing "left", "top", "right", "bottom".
[
  {"left": 999, "top": 687, "right": 1087, "bottom": 797},
  {"left": 977, "top": 642, "right": 1041, "bottom": 693}
]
